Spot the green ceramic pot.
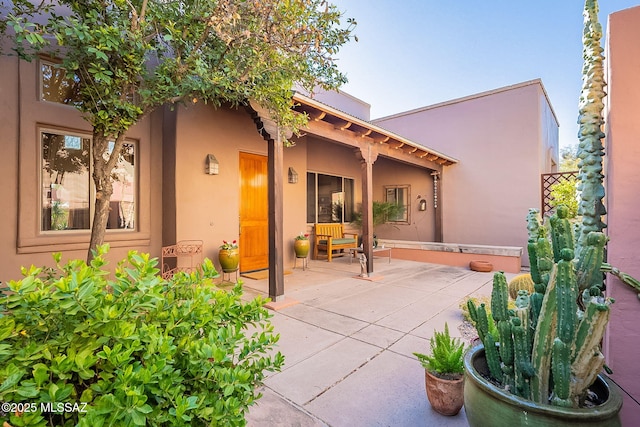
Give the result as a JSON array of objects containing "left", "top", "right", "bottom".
[
  {"left": 218, "top": 248, "right": 239, "bottom": 273},
  {"left": 294, "top": 239, "right": 310, "bottom": 258},
  {"left": 464, "top": 345, "right": 623, "bottom": 427}
]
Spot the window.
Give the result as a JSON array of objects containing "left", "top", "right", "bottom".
[
  {"left": 384, "top": 185, "right": 410, "bottom": 223},
  {"left": 40, "top": 59, "right": 82, "bottom": 106},
  {"left": 41, "top": 129, "right": 136, "bottom": 232},
  {"left": 307, "top": 172, "right": 354, "bottom": 223}
]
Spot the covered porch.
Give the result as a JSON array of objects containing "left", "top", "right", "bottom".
[{"left": 249, "top": 92, "right": 458, "bottom": 302}]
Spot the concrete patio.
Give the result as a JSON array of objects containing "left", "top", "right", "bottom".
[{"left": 240, "top": 255, "right": 518, "bottom": 426}]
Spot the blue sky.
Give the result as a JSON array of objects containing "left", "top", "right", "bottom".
[{"left": 331, "top": 1, "right": 640, "bottom": 149}]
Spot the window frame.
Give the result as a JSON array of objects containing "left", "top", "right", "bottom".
[
  {"left": 383, "top": 185, "right": 411, "bottom": 224},
  {"left": 38, "top": 125, "right": 138, "bottom": 235},
  {"left": 39, "top": 57, "right": 82, "bottom": 107},
  {"left": 306, "top": 171, "right": 355, "bottom": 224}
]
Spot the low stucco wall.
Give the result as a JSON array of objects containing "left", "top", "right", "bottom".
[{"left": 380, "top": 240, "right": 522, "bottom": 273}]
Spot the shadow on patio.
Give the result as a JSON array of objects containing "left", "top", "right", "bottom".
[{"left": 240, "top": 256, "right": 518, "bottom": 426}]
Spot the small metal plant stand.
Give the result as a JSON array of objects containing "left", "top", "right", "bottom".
[
  {"left": 294, "top": 253, "right": 309, "bottom": 271},
  {"left": 221, "top": 268, "right": 239, "bottom": 283}
]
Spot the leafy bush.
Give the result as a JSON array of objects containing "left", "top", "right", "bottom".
[
  {"left": 549, "top": 178, "right": 578, "bottom": 218},
  {"left": 0, "top": 246, "right": 283, "bottom": 426},
  {"left": 414, "top": 323, "right": 466, "bottom": 376},
  {"left": 351, "top": 201, "right": 406, "bottom": 227}
]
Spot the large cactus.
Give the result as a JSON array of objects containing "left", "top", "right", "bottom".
[
  {"left": 464, "top": 0, "right": 636, "bottom": 409},
  {"left": 469, "top": 216, "right": 614, "bottom": 407},
  {"left": 575, "top": 0, "right": 607, "bottom": 256}
]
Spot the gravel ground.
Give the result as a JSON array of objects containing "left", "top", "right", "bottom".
[{"left": 458, "top": 320, "right": 479, "bottom": 345}]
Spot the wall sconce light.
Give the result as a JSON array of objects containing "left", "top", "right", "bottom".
[
  {"left": 419, "top": 198, "right": 427, "bottom": 211},
  {"left": 288, "top": 167, "right": 298, "bottom": 184},
  {"left": 206, "top": 154, "right": 219, "bottom": 175}
]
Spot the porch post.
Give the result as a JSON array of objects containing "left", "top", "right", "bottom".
[
  {"left": 267, "top": 131, "right": 285, "bottom": 301},
  {"left": 247, "top": 100, "right": 286, "bottom": 301},
  {"left": 356, "top": 144, "right": 378, "bottom": 275}
]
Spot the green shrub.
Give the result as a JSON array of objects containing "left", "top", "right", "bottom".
[
  {"left": 413, "top": 323, "right": 466, "bottom": 376},
  {"left": 0, "top": 246, "right": 284, "bottom": 426},
  {"left": 549, "top": 178, "right": 578, "bottom": 218}
]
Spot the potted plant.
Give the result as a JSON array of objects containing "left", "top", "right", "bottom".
[
  {"left": 218, "top": 239, "right": 239, "bottom": 273},
  {"left": 413, "top": 323, "right": 467, "bottom": 416},
  {"left": 462, "top": 2, "right": 640, "bottom": 425},
  {"left": 351, "top": 200, "right": 405, "bottom": 247},
  {"left": 294, "top": 232, "right": 310, "bottom": 258}
]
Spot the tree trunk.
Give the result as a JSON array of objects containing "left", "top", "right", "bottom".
[{"left": 87, "top": 132, "right": 125, "bottom": 263}]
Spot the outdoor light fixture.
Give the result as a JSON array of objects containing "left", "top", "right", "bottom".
[
  {"left": 206, "top": 154, "right": 219, "bottom": 175},
  {"left": 288, "top": 167, "right": 298, "bottom": 184},
  {"left": 419, "top": 198, "right": 427, "bottom": 211}
]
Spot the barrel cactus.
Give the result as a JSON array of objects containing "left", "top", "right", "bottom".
[{"left": 508, "top": 273, "right": 534, "bottom": 300}]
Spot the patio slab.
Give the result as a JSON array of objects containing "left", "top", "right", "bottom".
[{"left": 245, "top": 258, "right": 505, "bottom": 426}]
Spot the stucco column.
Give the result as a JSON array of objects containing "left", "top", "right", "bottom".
[{"left": 355, "top": 144, "right": 378, "bottom": 275}]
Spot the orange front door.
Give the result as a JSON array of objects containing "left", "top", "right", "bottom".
[{"left": 239, "top": 152, "right": 269, "bottom": 272}]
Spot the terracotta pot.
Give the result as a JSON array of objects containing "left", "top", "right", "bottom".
[
  {"left": 294, "top": 239, "right": 310, "bottom": 258},
  {"left": 464, "top": 345, "right": 623, "bottom": 427},
  {"left": 469, "top": 260, "right": 493, "bottom": 272},
  {"left": 218, "top": 248, "right": 239, "bottom": 273},
  {"left": 424, "top": 370, "right": 465, "bottom": 416}
]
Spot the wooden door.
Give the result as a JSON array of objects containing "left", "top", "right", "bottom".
[{"left": 239, "top": 152, "right": 269, "bottom": 272}]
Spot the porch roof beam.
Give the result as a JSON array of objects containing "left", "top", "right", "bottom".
[
  {"left": 293, "top": 92, "right": 458, "bottom": 167},
  {"left": 300, "top": 118, "right": 443, "bottom": 172}
]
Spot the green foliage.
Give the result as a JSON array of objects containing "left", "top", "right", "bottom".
[
  {"left": 351, "top": 201, "right": 406, "bottom": 228},
  {"left": 460, "top": 296, "right": 503, "bottom": 338},
  {"left": 414, "top": 323, "right": 466, "bottom": 376},
  {"left": 559, "top": 144, "right": 579, "bottom": 172},
  {"left": 2, "top": 0, "right": 356, "bottom": 258},
  {"left": 0, "top": 246, "right": 283, "bottom": 426},
  {"left": 549, "top": 180, "right": 579, "bottom": 219},
  {"left": 3, "top": 0, "right": 355, "bottom": 137}
]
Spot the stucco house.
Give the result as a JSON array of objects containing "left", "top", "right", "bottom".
[
  {"left": 0, "top": 44, "right": 558, "bottom": 294},
  {"left": 0, "top": 50, "right": 460, "bottom": 292},
  {"left": 2, "top": 44, "right": 563, "bottom": 295},
  {"left": 374, "top": 79, "right": 559, "bottom": 263}
]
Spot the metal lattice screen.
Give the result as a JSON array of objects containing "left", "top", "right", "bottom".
[{"left": 541, "top": 171, "right": 578, "bottom": 217}]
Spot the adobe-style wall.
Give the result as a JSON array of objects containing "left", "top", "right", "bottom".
[
  {"left": 382, "top": 241, "right": 522, "bottom": 273},
  {"left": 0, "top": 55, "right": 163, "bottom": 282},
  {"left": 372, "top": 157, "right": 436, "bottom": 242},
  {"left": 172, "top": 103, "right": 318, "bottom": 271},
  {"left": 375, "top": 81, "right": 558, "bottom": 266},
  {"left": 604, "top": 6, "right": 640, "bottom": 424}
]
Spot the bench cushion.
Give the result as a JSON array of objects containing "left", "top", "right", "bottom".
[{"left": 318, "top": 238, "right": 356, "bottom": 246}]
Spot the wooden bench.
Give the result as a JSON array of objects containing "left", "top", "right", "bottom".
[{"left": 313, "top": 223, "right": 358, "bottom": 262}]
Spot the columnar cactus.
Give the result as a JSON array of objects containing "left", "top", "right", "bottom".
[
  {"left": 576, "top": 0, "right": 607, "bottom": 256},
  {"left": 465, "top": 0, "right": 637, "bottom": 409},
  {"left": 468, "top": 219, "right": 614, "bottom": 407}
]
